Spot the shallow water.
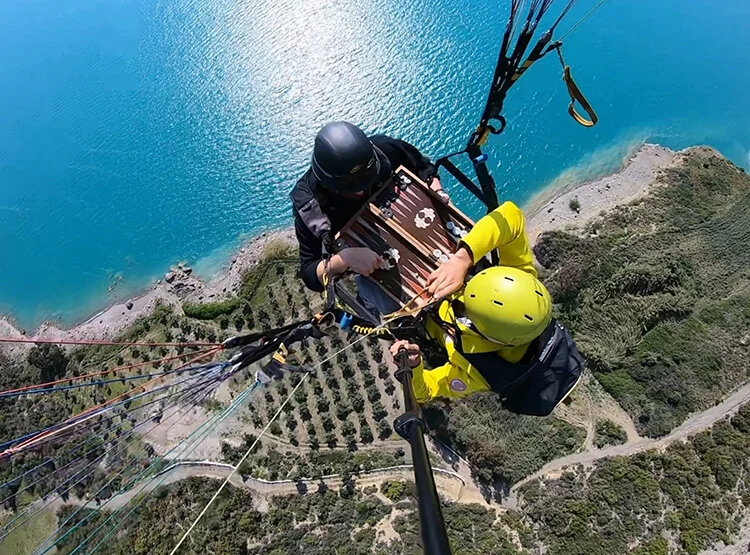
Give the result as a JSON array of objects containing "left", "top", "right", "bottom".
[{"left": 1, "top": 0, "right": 749, "bottom": 328}]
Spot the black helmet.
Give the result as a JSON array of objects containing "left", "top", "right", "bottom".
[{"left": 311, "top": 121, "right": 390, "bottom": 194}]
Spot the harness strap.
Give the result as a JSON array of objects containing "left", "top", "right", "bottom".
[
  {"left": 554, "top": 46, "right": 599, "bottom": 127},
  {"left": 563, "top": 65, "right": 599, "bottom": 127},
  {"left": 434, "top": 156, "right": 485, "bottom": 203}
]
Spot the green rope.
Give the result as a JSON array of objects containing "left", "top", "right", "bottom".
[{"left": 36, "top": 381, "right": 259, "bottom": 555}]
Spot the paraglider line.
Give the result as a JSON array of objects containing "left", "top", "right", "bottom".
[
  {"left": 0, "top": 367, "right": 225, "bottom": 506},
  {"left": 0, "top": 372, "right": 223, "bottom": 546},
  {"left": 0, "top": 348, "right": 218, "bottom": 397},
  {"left": 0, "top": 350, "right": 222, "bottom": 456}
]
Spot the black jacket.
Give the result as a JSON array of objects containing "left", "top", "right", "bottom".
[{"left": 291, "top": 135, "right": 436, "bottom": 291}]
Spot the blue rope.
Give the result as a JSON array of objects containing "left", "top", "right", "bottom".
[
  {"left": 82, "top": 383, "right": 261, "bottom": 555},
  {"left": 0, "top": 369, "right": 224, "bottom": 502},
  {"left": 45, "top": 381, "right": 261, "bottom": 555},
  {"left": 0, "top": 365, "right": 217, "bottom": 399},
  {"left": 0, "top": 378, "right": 211, "bottom": 493},
  {"left": 0, "top": 373, "right": 224, "bottom": 546},
  {"left": 0, "top": 363, "right": 227, "bottom": 451}
]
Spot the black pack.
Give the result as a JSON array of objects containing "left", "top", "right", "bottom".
[{"left": 450, "top": 319, "right": 585, "bottom": 417}]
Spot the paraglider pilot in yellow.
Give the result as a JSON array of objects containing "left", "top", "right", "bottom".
[{"left": 390, "top": 201, "right": 583, "bottom": 416}]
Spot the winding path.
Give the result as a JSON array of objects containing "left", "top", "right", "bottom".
[
  {"left": 77, "top": 380, "right": 750, "bottom": 514},
  {"left": 508, "top": 380, "right": 750, "bottom": 501},
  {"left": 69, "top": 460, "right": 487, "bottom": 512}
]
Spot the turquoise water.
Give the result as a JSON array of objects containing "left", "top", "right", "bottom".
[{"left": 1, "top": 0, "right": 749, "bottom": 328}]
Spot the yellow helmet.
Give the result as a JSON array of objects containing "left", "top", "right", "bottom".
[{"left": 464, "top": 266, "right": 552, "bottom": 346}]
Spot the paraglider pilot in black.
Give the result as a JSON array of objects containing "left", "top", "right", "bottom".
[{"left": 290, "top": 121, "right": 448, "bottom": 318}]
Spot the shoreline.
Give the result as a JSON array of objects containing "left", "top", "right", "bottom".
[
  {"left": 524, "top": 143, "right": 678, "bottom": 242},
  {"left": 0, "top": 142, "right": 698, "bottom": 344},
  {"left": 0, "top": 228, "right": 296, "bottom": 348}
]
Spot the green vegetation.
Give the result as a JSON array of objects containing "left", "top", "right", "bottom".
[
  {"left": 27, "top": 344, "right": 70, "bottom": 383},
  {"left": 53, "top": 476, "right": 520, "bottom": 555},
  {"left": 7, "top": 150, "right": 750, "bottom": 553},
  {"left": 536, "top": 150, "right": 750, "bottom": 436},
  {"left": 594, "top": 419, "right": 627, "bottom": 448},
  {"left": 50, "top": 401, "right": 750, "bottom": 554},
  {"left": 201, "top": 398, "right": 228, "bottom": 413},
  {"left": 424, "top": 394, "right": 585, "bottom": 485},
  {"left": 396, "top": 503, "right": 524, "bottom": 554},
  {"left": 220, "top": 255, "right": 404, "bottom": 453},
  {"left": 517, "top": 403, "right": 750, "bottom": 554},
  {"left": 380, "top": 480, "right": 414, "bottom": 502},
  {"left": 239, "top": 241, "right": 298, "bottom": 301},
  {"left": 53, "top": 478, "right": 260, "bottom": 555},
  {"left": 0, "top": 346, "right": 160, "bottom": 515},
  {"left": 568, "top": 196, "right": 581, "bottom": 213},
  {"left": 0, "top": 299, "right": 213, "bottom": 526},
  {"left": 221, "top": 437, "right": 405, "bottom": 481},
  {"left": 183, "top": 298, "right": 241, "bottom": 320},
  {"left": 0, "top": 505, "right": 57, "bottom": 555}
]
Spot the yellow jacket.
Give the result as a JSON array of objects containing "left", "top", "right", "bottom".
[{"left": 412, "top": 201, "right": 537, "bottom": 404}]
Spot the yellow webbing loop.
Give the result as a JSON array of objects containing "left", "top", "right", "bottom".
[
  {"left": 272, "top": 343, "right": 289, "bottom": 364},
  {"left": 475, "top": 125, "right": 492, "bottom": 147},
  {"left": 555, "top": 46, "right": 598, "bottom": 127},
  {"left": 563, "top": 66, "right": 598, "bottom": 127}
]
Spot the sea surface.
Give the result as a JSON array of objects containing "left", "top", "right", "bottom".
[{"left": 1, "top": 0, "right": 749, "bottom": 329}]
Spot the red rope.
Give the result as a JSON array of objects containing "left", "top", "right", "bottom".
[
  {"left": 0, "top": 348, "right": 219, "bottom": 397},
  {"left": 2, "top": 347, "right": 222, "bottom": 457},
  {"left": 0, "top": 337, "right": 221, "bottom": 348}
]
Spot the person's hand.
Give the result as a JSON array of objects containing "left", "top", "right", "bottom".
[
  {"left": 429, "top": 176, "right": 450, "bottom": 204},
  {"left": 390, "top": 340, "right": 422, "bottom": 368},
  {"left": 427, "top": 247, "right": 473, "bottom": 299},
  {"left": 339, "top": 247, "right": 384, "bottom": 276}
]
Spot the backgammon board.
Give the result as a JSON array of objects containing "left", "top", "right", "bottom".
[{"left": 335, "top": 166, "right": 475, "bottom": 307}]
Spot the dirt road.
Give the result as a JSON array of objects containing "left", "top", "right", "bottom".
[
  {"left": 68, "top": 460, "right": 486, "bottom": 513},
  {"left": 507, "top": 380, "right": 750, "bottom": 503}
]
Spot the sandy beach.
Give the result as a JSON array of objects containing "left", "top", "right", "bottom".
[
  {"left": 0, "top": 143, "right": 699, "bottom": 347},
  {"left": 524, "top": 143, "right": 678, "bottom": 242}
]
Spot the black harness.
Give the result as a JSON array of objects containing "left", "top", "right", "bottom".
[{"left": 436, "top": 302, "right": 585, "bottom": 417}]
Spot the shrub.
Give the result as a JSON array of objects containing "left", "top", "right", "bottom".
[
  {"left": 183, "top": 298, "right": 240, "bottom": 320},
  {"left": 359, "top": 426, "right": 374, "bottom": 444},
  {"left": 424, "top": 394, "right": 584, "bottom": 485},
  {"left": 595, "top": 420, "right": 628, "bottom": 448},
  {"left": 336, "top": 404, "right": 352, "bottom": 421},
  {"left": 381, "top": 480, "right": 407, "bottom": 502},
  {"left": 27, "top": 344, "right": 69, "bottom": 383},
  {"left": 378, "top": 419, "right": 392, "bottom": 440},
  {"left": 341, "top": 421, "right": 356, "bottom": 440},
  {"left": 535, "top": 152, "right": 750, "bottom": 437}
]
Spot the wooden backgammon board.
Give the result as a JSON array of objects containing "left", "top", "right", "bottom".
[{"left": 335, "top": 166, "right": 475, "bottom": 307}]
